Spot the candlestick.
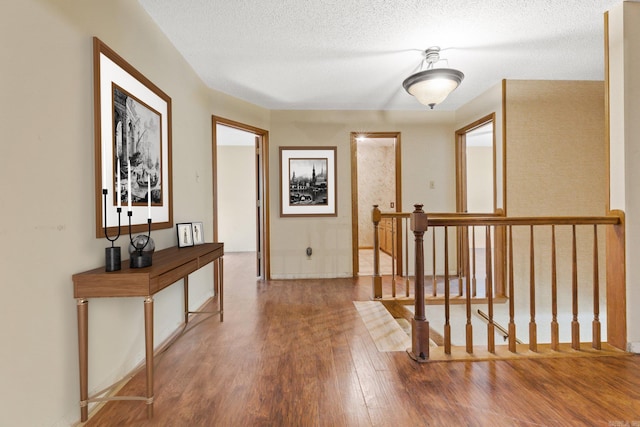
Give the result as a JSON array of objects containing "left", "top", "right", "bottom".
[
  {"left": 127, "top": 159, "right": 132, "bottom": 212},
  {"left": 117, "top": 158, "right": 121, "bottom": 209},
  {"left": 148, "top": 178, "right": 151, "bottom": 219},
  {"left": 128, "top": 215, "right": 153, "bottom": 268},
  {"left": 102, "top": 189, "right": 122, "bottom": 272}
]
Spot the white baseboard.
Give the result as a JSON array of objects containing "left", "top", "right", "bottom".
[
  {"left": 627, "top": 341, "right": 640, "bottom": 353},
  {"left": 270, "top": 272, "right": 353, "bottom": 280}
]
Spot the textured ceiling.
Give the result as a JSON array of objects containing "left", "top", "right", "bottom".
[{"left": 137, "top": 0, "right": 623, "bottom": 111}]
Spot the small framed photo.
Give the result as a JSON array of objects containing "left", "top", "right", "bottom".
[
  {"left": 192, "top": 222, "right": 204, "bottom": 245},
  {"left": 177, "top": 223, "right": 194, "bottom": 247}
]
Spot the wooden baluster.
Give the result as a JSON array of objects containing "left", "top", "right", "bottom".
[
  {"left": 529, "top": 225, "right": 537, "bottom": 352},
  {"left": 444, "top": 226, "right": 451, "bottom": 355},
  {"left": 372, "top": 205, "right": 382, "bottom": 299},
  {"left": 592, "top": 224, "right": 601, "bottom": 350},
  {"left": 471, "top": 226, "right": 477, "bottom": 297},
  {"left": 572, "top": 224, "right": 580, "bottom": 350},
  {"left": 465, "top": 226, "right": 473, "bottom": 354},
  {"left": 458, "top": 226, "right": 465, "bottom": 297},
  {"left": 432, "top": 228, "right": 437, "bottom": 297},
  {"left": 486, "top": 226, "right": 495, "bottom": 353},
  {"left": 405, "top": 218, "right": 410, "bottom": 297},
  {"left": 464, "top": 225, "right": 471, "bottom": 299},
  {"left": 409, "top": 205, "right": 429, "bottom": 362},
  {"left": 551, "top": 225, "right": 559, "bottom": 351},
  {"left": 507, "top": 226, "right": 516, "bottom": 352},
  {"left": 391, "top": 217, "right": 396, "bottom": 298}
]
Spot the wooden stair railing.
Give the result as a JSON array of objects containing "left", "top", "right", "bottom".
[
  {"left": 372, "top": 205, "right": 626, "bottom": 362},
  {"left": 371, "top": 205, "right": 411, "bottom": 299},
  {"left": 373, "top": 207, "right": 508, "bottom": 303}
]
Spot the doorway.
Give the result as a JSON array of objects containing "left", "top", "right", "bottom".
[
  {"left": 350, "top": 132, "right": 402, "bottom": 277},
  {"left": 456, "top": 116, "right": 495, "bottom": 214},
  {"left": 213, "top": 116, "right": 270, "bottom": 280},
  {"left": 455, "top": 114, "right": 496, "bottom": 289}
]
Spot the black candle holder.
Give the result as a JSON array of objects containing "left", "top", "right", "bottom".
[
  {"left": 102, "top": 189, "right": 122, "bottom": 272},
  {"left": 129, "top": 215, "right": 153, "bottom": 268}
]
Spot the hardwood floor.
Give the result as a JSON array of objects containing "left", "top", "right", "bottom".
[
  {"left": 358, "top": 248, "right": 393, "bottom": 276},
  {"left": 84, "top": 252, "right": 640, "bottom": 426}
]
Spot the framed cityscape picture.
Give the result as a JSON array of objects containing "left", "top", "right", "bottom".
[{"left": 279, "top": 146, "right": 337, "bottom": 217}]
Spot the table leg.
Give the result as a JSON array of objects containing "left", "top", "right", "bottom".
[
  {"left": 219, "top": 257, "right": 224, "bottom": 322},
  {"left": 213, "top": 261, "right": 219, "bottom": 297},
  {"left": 183, "top": 276, "right": 189, "bottom": 324},
  {"left": 77, "top": 298, "right": 89, "bottom": 422},
  {"left": 144, "top": 296, "right": 154, "bottom": 419}
]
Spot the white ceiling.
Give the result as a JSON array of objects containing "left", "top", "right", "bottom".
[{"left": 137, "top": 0, "right": 623, "bottom": 111}]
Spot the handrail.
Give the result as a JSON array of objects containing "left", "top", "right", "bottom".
[
  {"left": 427, "top": 215, "right": 620, "bottom": 227},
  {"left": 378, "top": 212, "right": 411, "bottom": 219},
  {"left": 476, "top": 309, "right": 523, "bottom": 344}
]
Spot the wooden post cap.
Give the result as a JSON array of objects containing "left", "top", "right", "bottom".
[{"left": 410, "top": 204, "right": 427, "bottom": 232}]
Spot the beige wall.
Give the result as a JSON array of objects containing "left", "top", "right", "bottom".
[
  {"left": 217, "top": 146, "right": 257, "bottom": 252},
  {"left": 501, "top": 79, "right": 607, "bottom": 342},
  {"left": 608, "top": 1, "right": 640, "bottom": 350},
  {"left": 269, "top": 110, "right": 456, "bottom": 278},
  {"left": 505, "top": 80, "right": 606, "bottom": 216},
  {"left": 466, "top": 146, "right": 494, "bottom": 213}
]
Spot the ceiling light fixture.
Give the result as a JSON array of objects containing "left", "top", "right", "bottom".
[{"left": 402, "top": 46, "right": 464, "bottom": 109}]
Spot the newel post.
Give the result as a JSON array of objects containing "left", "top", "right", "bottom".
[
  {"left": 606, "top": 210, "right": 627, "bottom": 350},
  {"left": 409, "top": 204, "right": 430, "bottom": 362},
  {"left": 372, "top": 205, "right": 382, "bottom": 299}
]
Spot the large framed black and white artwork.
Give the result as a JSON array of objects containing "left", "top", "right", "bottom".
[
  {"left": 279, "top": 146, "right": 337, "bottom": 217},
  {"left": 93, "top": 37, "right": 173, "bottom": 237}
]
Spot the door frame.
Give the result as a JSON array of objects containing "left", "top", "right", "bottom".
[
  {"left": 212, "top": 116, "right": 270, "bottom": 279},
  {"left": 455, "top": 113, "right": 496, "bottom": 214},
  {"left": 350, "top": 131, "right": 402, "bottom": 277},
  {"left": 455, "top": 113, "right": 506, "bottom": 296}
]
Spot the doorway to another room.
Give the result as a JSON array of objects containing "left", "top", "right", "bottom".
[
  {"left": 455, "top": 114, "right": 497, "bottom": 289},
  {"left": 350, "top": 132, "right": 402, "bottom": 277},
  {"left": 213, "top": 116, "right": 269, "bottom": 280}
]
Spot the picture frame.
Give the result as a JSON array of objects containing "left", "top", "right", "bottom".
[
  {"left": 176, "top": 223, "right": 194, "bottom": 248},
  {"left": 93, "top": 37, "right": 173, "bottom": 237},
  {"left": 280, "top": 146, "right": 337, "bottom": 217},
  {"left": 192, "top": 222, "right": 204, "bottom": 245}
]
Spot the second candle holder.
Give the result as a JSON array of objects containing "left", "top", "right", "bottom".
[{"left": 128, "top": 215, "right": 154, "bottom": 268}]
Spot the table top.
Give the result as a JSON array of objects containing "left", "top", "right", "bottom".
[{"left": 73, "top": 243, "right": 223, "bottom": 298}]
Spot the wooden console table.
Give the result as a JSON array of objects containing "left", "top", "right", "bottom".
[{"left": 72, "top": 242, "right": 224, "bottom": 422}]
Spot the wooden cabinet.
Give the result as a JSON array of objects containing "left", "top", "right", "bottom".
[{"left": 379, "top": 218, "right": 397, "bottom": 256}]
